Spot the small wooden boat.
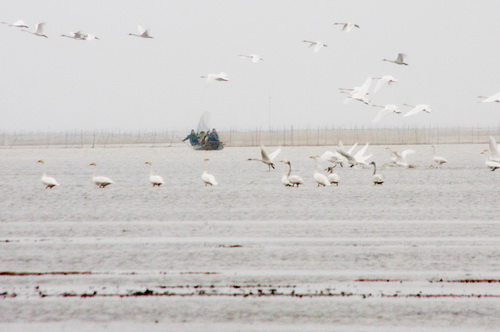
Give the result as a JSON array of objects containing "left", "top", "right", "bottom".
[{"left": 192, "top": 141, "right": 224, "bottom": 151}]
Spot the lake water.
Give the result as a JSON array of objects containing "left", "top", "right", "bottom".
[{"left": 0, "top": 144, "right": 499, "bottom": 331}]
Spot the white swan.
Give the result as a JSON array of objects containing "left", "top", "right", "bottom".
[
  {"left": 129, "top": 25, "right": 153, "bottom": 38},
  {"left": 372, "top": 75, "right": 398, "bottom": 94},
  {"left": 61, "top": 31, "right": 85, "bottom": 40},
  {"left": 22, "top": 22, "right": 48, "bottom": 38},
  {"left": 325, "top": 167, "right": 340, "bottom": 186},
  {"left": 201, "top": 72, "right": 229, "bottom": 82},
  {"left": 340, "top": 77, "right": 372, "bottom": 105},
  {"left": 202, "top": 158, "right": 218, "bottom": 186},
  {"left": 280, "top": 160, "right": 304, "bottom": 187},
  {"left": 280, "top": 163, "right": 293, "bottom": 187},
  {"left": 37, "top": 160, "right": 60, "bottom": 189},
  {"left": 370, "top": 161, "right": 384, "bottom": 185},
  {"left": 247, "top": 145, "right": 281, "bottom": 171},
  {"left": 386, "top": 147, "right": 416, "bottom": 168},
  {"left": 478, "top": 91, "right": 500, "bottom": 103},
  {"left": 333, "top": 22, "right": 360, "bottom": 32},
  {"left": 336, "top": 143, "right": 372, "bottom": 167},
  {"left": 239, "top": 54, "right": 263, "bottom": 63},
  {"left": 371, "top": 104, "right": 402, "bottom": 123},
  {"left": 1, "top": 20, "right": 29, "bottom": 28},
  {"left": 89, "top": 163, "right": 114, "bottom": 188},
  {"left": 403, "top": 104, "right": 432, "bottom": 117},
  {"left": 302, "top": 40, "right": 327, "bottom": 52},
  {"left": 145, "top": 161, "right": 165, "bottom": 186},
  {"left": 382, "top": 53, "right": 408, "bottom": 66},
  {"left": 431, "top": 145, "right": 448, "bottom": 166},
  {"left": 309, "top": 156, "right": 330, "bottom": 187},
  {"left": 320, "top": 150, "right": 346, "bottom": 168}
]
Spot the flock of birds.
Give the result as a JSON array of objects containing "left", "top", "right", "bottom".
[
  {"left": 4, "top": 18, "right": 498, "bottom": 113},
  {"left": 36, "top": 136, "right": 499, "bottom": 189},
  {"left": 1, "top": 20, "right": 152, "bottom": 40}
]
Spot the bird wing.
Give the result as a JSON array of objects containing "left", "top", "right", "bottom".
[
  {"left": 489, "top": 136, "right": 500, "bottom": 161},
  {"left": 13, "top": 20, "right": 27, "bottom": 27},
  {"left": 396, "top": 53, "right": 406, "bottom": 62},
  {"left": 268, "top": 147, "right": 282, "bottom": 162},
  {"left": 358, "top": 77, "right": 372, "bottom": 96},
  {"left": 35, "top": 22, "right": 46, "bottom": 34},
  {"left": 347, "top": 142, "right": 358, "bottom": 155},
  {"left": 354, "top": 143, "right": 369, "bottom": 160},
  {"left": 403, "top": 106, "right": 421, "bottom": 117},
  {"left": 137, "top": 25, "right": 146, "bottom": 34},
  {"left": 373, "top": 79, "right": 386, "bottom": 94},
  {"left": 401, "top": 149, "right": 416, "bottom": 159},
  {"left": 336, "top": 149, "right": 357, "bottom": 164},
  {"left": 260, "top": 146, "right": 271, "bottom": 163},
  {"left": 372, "top": 108, "right": 391, "bottom": 123},
  {"left": 320, "top": 151, "right": 336, "bottom": 162},
  {"left": 314, "top": 43, "right": 323, "bottom": 52},
  {"left": 482, "top": 91, "right": 500, "bottom": 103}
]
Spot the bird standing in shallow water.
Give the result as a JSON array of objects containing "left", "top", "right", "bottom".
[
  {"left": 37, "top": 160, "right": 60, "bottom": 189},
  {"left": 145, "top": 161, "right": 165, "bottom": 187},
  {"left": 370, "top": 161, "right": 384, "bottom": 185},
  {"left": 89, "top": 163, "right": 114, "bottom": 188},
  {"left": 202, "top": 158, "right": 218, "bottom": 186}
]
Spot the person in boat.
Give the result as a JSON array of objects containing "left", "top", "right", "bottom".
[
  {"left": 182, "top": 129, "right": 200, "bottom": 146},
  {"left": 198, "top": 131, "right": 206, "bottom": 143},
  {"left": 208, "top": 128, "right": 219, "bottom": 142}
]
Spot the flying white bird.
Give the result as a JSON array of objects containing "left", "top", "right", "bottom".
[
  {"left": 309, "top": 156, "right": 330, "bottom": 187},
  {"left": 353, "top": 143, "right": 373, "bottom": 165},
  {"left": 340, "top": 77, "right": 372, "bottom": 105},
  {"left": 371, "top": 104, "right": 402, "bottom": 123},
  {"left": 201, "top": 158, "right": 218, "bottom": 186},
  {"left": 386, "top": 147, "right": 416, "bottom": 168},
  {"left": 239, "top": 54, "right": 263, "bottom": 63},
  {"left": 403, "top": 104, "right": 432, "bottom": 117},
  {"left": 372, "top": 75, "right": 398, "bottom": 94},
  {"left": 89, "top": 163, "right": 114, "bottom": 188},
  {"left": 61, "top": 31, "right": 85, "bottom": 40},
  {"left": 129, "top": 25, "right": 153, "bottom": 38},
  {"left": 333, "top": 22, "right": 360, "bottom": 32},
  {"left": 280, "top": 160, "right": 304, "bottom": 187},
  {"left": 478, "top": 91, "right": 500, "bottom": 103},
  {"left": 37, "top": 160, "right": 60, "bottom": 189},
  {"left": 370, "top": 161, "right": 384, "bottom": 185},
  {"left": 1, "top": 20, "right": 29, "bottom": 28},
  {"left": 320, "top": 150, "right": 346, "bottom": 168},
  {"left": 201, "top": 72, "right": 229, "bottom": 82},
  {"left": 302, "top": 40, "right": 328, "bottom": 52},
  {"left": 247, "top": 145, "right": 281, "bottom": 171},
  {"left": 22, "top": 22, "right": 48, "bottom": 38},
  {"left": 431, "top": 145, "right": 448, "bottom": 166},
  {"left": 61, "top": 31, "right": 99, "bottom": 40},
  {"left": 145, "top": 161, "right": 165, "bottom": 186},
  {"left": 382, "top": 53, "right": 408, "bottom": 66}
]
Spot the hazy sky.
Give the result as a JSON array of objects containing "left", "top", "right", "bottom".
[{"left": 1, "top": 0, "right": 499, "bottom": 132}]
